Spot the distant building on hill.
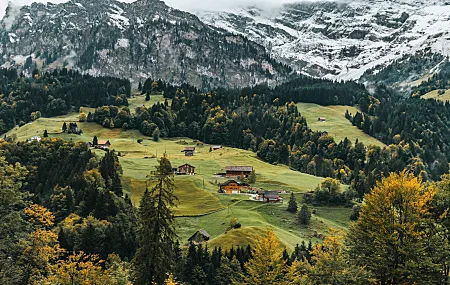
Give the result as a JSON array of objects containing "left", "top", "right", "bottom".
[
  {"left": 178, "top": 164, "right": 195, "bottom": 175},
  {"left": 225, "top": 166, "right": 253, "bottom": 178},
  {"left": 29, "top": 136, "right": 42, "bottom": 142},
  {"left": 318, "top": 117, "right": 326, "bottom": 122},
  {"left": 89, "top": 140, "right": 111, "bottom": 149},
  {"left": 183, "top": 146, "right": 195, "bottom": 156},
  {"left": 188, "top": 229, "right": 210, "bottom": 245},
  {"left": 212, "top": 145, "right": 222, "bottom": 151}
]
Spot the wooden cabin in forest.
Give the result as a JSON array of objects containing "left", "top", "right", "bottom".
[
  {"left": 178, "top": 164, "right": 195, "bottom": 175},
  {"left": 225, "top": 166, "right": 253, "bottom": 178}
]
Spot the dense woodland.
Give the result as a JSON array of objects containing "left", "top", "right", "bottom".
[
  {"left": 0, "top": 68, "right": 130, "bottom": 134},
  {"left": 347, "top": 85, "right": 450, "bottom": 180}
]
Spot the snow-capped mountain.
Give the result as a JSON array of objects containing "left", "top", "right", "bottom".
[
  {"left": 197, "top": 0, "right": 450, "bottom": 81},
  {"left": 0, "top": 0, "right": 290, "bottom": 88}
]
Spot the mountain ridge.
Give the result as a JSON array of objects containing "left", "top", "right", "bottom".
[
  {"left": 0, "top": 0, "right": 291, "bottom": 88},
  {"left": 196, "top": 0, "right": 450, "bottom": 84}
]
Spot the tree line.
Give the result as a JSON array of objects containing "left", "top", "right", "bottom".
[{"left": 0, "top": 68, "right": 130, "bottom": 134}]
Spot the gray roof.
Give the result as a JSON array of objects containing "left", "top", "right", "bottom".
[
  {"left": 264, "top": 191, "right": 280, "bottom": 199},
  {"left": 225, "top": 166, "right": 253, "bottom": 172}
]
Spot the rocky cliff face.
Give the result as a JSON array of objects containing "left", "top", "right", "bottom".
[
  {"left": 197, "top": 0, "right": 450, "bottom": 82},
  {"left": 0, "top": 0, "right": 290, "bottom": 88}
]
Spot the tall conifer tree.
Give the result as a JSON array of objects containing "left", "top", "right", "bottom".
[{"left": 134, "top": 154, "right": 178, "bottom": 285}]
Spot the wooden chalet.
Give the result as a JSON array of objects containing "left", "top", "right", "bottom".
[
  {"left": 178, "top": 164, "right": 195, "bottom": 175},
  {"left": 257, "top": 191, "right": 282, "bottom": 203},
  {"left": 225, "top": 166, "right": 253, "bottom": 178},
  {"left": 219, "top": 180, "right": 249, "bottom": 194},
  {"left": 89, "top": 140, "right": 111, "bottom": 149},
  {"left": 318, "top": 117, "right": 326, "bottom": 122},
  {"left": 188, "top": 229, "right": 210, "bottom": 245},
  {"left": 183, "top": 146, "right": 196, "bottom": 156}
]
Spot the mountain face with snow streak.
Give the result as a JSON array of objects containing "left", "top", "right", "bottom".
[
  {"left": 197, "top": 0, "right": 450, "bottom": 82},
  {"left": 0, "top": 0, "right": 290, "bottom": 88}
]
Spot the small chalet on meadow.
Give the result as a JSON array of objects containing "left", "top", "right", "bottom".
[
  {"left": 178, "top": 164, "right": 195, "bottom": 175},
  {"left": 212, "top": 145, "right": 223, "bottom": 151},
  {"left": 257, "top": 191, "right": 283, "bottom": 203},
  {"left": 98, "top": 140, "right": 111, "bottom": 148},
  {"left": 188, "top": 229, "right": 210, "bottom": 245},
  {"left": 318, "top": 117, "right": 326, "bottom": 122},
  {"left": 89, "top": 140, "right": 111, "bottom": 149},
  {"left": 219, "top": 180, "right": 249, "bottom": 194},
  {"left": 225, "top": 166, "right": 253, "bottom": 178},
  {"left": 183, "top": 146, "right": 195, "bottom": 156}
]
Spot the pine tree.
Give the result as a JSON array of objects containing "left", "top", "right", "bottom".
[
  {"left": 138, "top": 80, "right": 143, "bottom": 91},
  {"left": 87, "top": 112, "right": 93, "bottom": 122},
  {"left": 93, "top": 136, "right": 98, "bottom": 146},
  {"left": 62, "top": 122, "right": 67, "bottom": 133},
  {"left": 145, "top": 91, "right": 150, "bottom": 101},
  {"left": 287, "top": 192, "right": 298, "bottom": 213},
  {"left": 298, "top": 204, "right": 311, "bottom": 225},
  {"left": 153, "top": 127, "right": 161, "bottom": 142},
  {"left": 43, "top": 130, "right": 48, "bottom": 138},
  {"left": 134, "top": 154, "right": 178, "bottom": 285}
]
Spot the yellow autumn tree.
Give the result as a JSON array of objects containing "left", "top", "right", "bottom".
[
  {"left": 295, "top": 229, "right": 373, "bottom": 285},
  {"left": 21, "top": 205, "right": 65, "bottom": 283},
  {"left": 242, "top": 229, "right": 286, "bottom": 285},
  {"left": 164, "top": 273, "right": 178, "bottom": 285},
  {"left": 346, "top": 171, "right": 440, "bottom": 284}
]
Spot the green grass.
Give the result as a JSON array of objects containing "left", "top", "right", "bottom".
[
  {"left": 128, "top": 92, "right": 171, "bottom": 112},
  {"left": 5, "top": 109, "right": 354, "bottom": 251},
  {"left": 422, "top": 89, "right": 450, "bottom": 102},
  {"left": 296, "top": 103, "right": 385, "bottom": 147}
]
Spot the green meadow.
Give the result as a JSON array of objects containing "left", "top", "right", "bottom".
[
  {"left": 5, "top": 105, "right": 354, "bottom": 251},
  {"left": 296, "top": 102, "right": 385, "bottom": 147}
]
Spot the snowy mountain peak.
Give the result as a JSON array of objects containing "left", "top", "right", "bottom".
[{"left": 197, "top": 0, "right": 450, "bottom": 81}]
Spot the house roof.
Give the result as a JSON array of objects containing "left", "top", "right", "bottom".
[
  {"left": 97, "top": 140, "right": 110, "bottom": 145},
  {"left": 264, "top": 191, "right": 280, "bottom": 199},
  {"left": 178, "top": 163, "right": 195, "bottom": 169},
  {"left": 225, "top": 166, "right": 253, "bottom": 172},
  {"left": 221, "top": 180, "right": 240, "bottom": 186},
  {"left": 213, "top": 145, "right": 222, "bottom": 148},
  {"left": 188, "top": 229, "right": 210, "bottom": 241},
  {"left": 184, "top": 146, "right": 196, "bottom": 151}
]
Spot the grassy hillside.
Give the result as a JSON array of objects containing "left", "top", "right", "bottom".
[
  {"left": 296, "top": 103, "right": 385, "bottom": 147},
  {"left": 4, "top": 112, "right": 353, "bottom": 251},
  {"left": 421, "top": 89, "right": 450, "bottom": 102}
]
